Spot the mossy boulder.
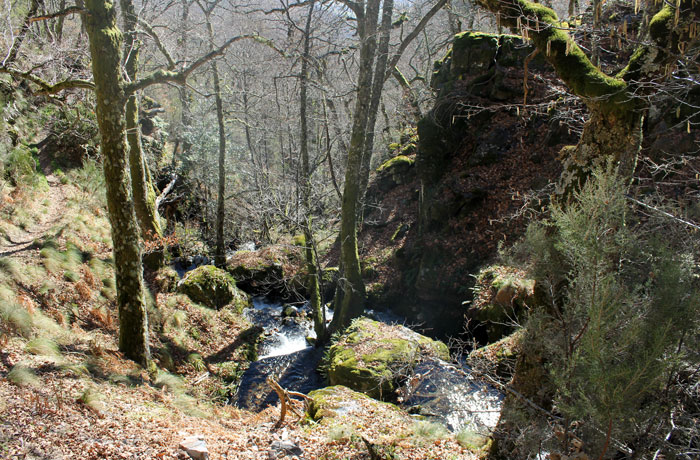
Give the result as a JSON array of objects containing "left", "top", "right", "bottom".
[
  {"left": 177, "top": 265, "right": 248, "bottom": 310},
  {"left": 468, "top": 329, "right": 523, "bottom": 382},
  {"left": 320, "top": 266, "right": 339, "bottom": 300},
  {"left": 468, "top": 266, "right": 536, "bottom": 343},
  {"left": 326, "top": 317, "right": 449, "bottom": 400},
  {"left": 226, "top": 249, "right": 285, "bottom": 298},
  {"left": 153, "top": 266, "right": 179, "bottom": 292},
  {"left": 376, "top": 155, "right": 415, "bottom": 191},
  {"left": 308, "top": 385, "right": 407, "bottom": 423}
]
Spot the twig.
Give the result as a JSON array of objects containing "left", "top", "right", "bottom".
[
  {"left": 267, "top": 377, "right": 287, "bottom": 427},
  {"left": 266, "top": 377, "right": 310, "bottom": 428},
  {"left": 29, "top": 6, "right": 86, "bottom": 22},
  {"left": 625, "top": 195, "right": 700, "bottom": 230},
  {"left": 193, "top": 372, "right": 209, "bottom": 385}
]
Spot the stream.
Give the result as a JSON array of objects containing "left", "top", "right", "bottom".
[
  {"left": 233, "top": 297, "right": 503, "bottom": 433},
  {"left": 173, "top": 253, "right": 502, "bottom": 433}
]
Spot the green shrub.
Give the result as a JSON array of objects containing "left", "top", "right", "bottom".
[
  {"left": 514, "top": 165, "right": 699, "bottom": 453},
  {"left": 3, "top": 147, "right": 37, "bottom": 186}
]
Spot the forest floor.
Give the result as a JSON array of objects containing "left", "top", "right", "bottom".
[
  {"left": 0, "top": 162, "right": 476, "bottom": 460},
  {"left": 0, "top": 174, "right": 66, "bottom": 258}
]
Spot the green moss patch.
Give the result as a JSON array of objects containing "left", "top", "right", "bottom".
[
  {"left": 468, "top": 266, "right": 536, "bottom": 343},
  {"left": 176, "top": 265, "right": 248, "bottom": 310},
  {"left": 326, "top": 317, "right": 449, "bottom": 400}
]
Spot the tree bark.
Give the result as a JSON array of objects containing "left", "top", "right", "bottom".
[
  {"left": 121, "top": 0, "right": 163, "bottom": 241},
  {"left": 474, "top": 0, "right": 699, "bottom": 196},
  {"left": 329, "top": 0, "right": 380, "bottom": 332},
  {"left": 358, "top": 0, "right": 394, "bottom": 212},
  {"left": 202, "top": 11, "right": 227, "bottom": 268},
  {"left": 299, "top": 0, "right": 326, "bottom": 343},
  {"left": 83, "top": 0, "right": 150, "bottom": 365}
]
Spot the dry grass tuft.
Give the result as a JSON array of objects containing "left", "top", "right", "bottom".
[
  {"left": 8, "top": 364, "right": 39, "bottom": 387},
  {"left": 25, "top": 337, "right": 61, "bottom": 358},
  {"left": 77, "top": 386, "right": 105, "bottom": 413}
]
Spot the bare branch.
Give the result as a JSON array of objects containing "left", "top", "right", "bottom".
[
  {"left": 29, "top": 6, "right": 86, "bottom": 22},
  {"left": 335, "top": 0, "right": 363, "bottom": 17},
  {"left": 125, "top": 34, "right": 284, "bottom": 94},
  {"left": 137, "top": 18, "right": 176, "bottom": 69},
  {"left": 3, "top": 0, "right": 39, "bottom": 66},
  {"left": 383, "top": 0, "right": 448, "bottom": 82},
  {"left": 0, "top": 66, "right": 94, "bottom": 94}
]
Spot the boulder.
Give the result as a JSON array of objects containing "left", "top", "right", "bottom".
[
  {"left": 468, "top": 266, "right": 535, "bottom": 343},
  {"left": 308, "top": 385, "right": 408, "bottom": 424},
  {"left": 176, "top": 265, "right": 248, "bottom": 310},
  {"left": 179, "top": 436, "right": 208, "bottom": 460},
  {"left": 326, "top": 317, "right": 449, "bottom": 400},
  {"left": 226, "top": 247, "right": 297, "bottom": 299},
  {"left": 376, "top": 155, "right": 415, "bottom": 191},
  {"left": 267, "top": 441, "right": 302, "bottom": 459},
  {"left": 153, "top": 266, "right": 179, "bottom": 292}
]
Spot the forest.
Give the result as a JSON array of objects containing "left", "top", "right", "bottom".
[{"left": 0, "top": 0, "right": 698, "bottom": 458}]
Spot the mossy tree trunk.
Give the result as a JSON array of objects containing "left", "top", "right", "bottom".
[
  {"left": 173, "top": 0, "right": 193, "bottom": 168},
  {"left": 83, "top": 0, "right": 150, "bottom": 366},
  {"left": 198, "top": 3, "right": 227, "bottom": 268},
  {"left": 299, "top": 0, "right": 326, "bottom": 343},
  {"left": 121, "top": 0, "right": 163, "bottom": 242},
  {"left": 474, "top": 0, "right": 699, "bottom": 196},
  {"left": 329, "top": 0, "right": 381, "bottom": 332},
  {"left": 357, "top": 0, "right": 393, "bottom": 212}
]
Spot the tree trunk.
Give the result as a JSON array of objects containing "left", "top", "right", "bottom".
[
  {"left": 174, "top": 0, "right": 192, "bottom": 167},
  {"left": 83, "top": 0, "right": 150, "bottom": 366},
  {"left": 358, "top": 0, "right": 394, "bottom": 211},
  {"left": 121, "top": 0, "right": 163, "bottom": 241},
  {"left": 204, "top": 14, "right": 227, "bottom": 268},
  {"left": 299, "top": 0, "right": 326, "bottom": 343},
  {"left": 474, "top": 0, "right": 698, "bottom": 196},
  {"left": 329, "top": 0, "right": 381, "bottom": 332}
]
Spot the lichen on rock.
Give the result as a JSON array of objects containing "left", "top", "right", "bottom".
[{"left": 325, "top": 317, "right": 449, "bottom": 400}]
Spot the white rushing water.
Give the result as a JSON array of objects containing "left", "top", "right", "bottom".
[
  {"left": 243, "top": 297, "right": 504, "bottom": 432},
  {"left": 248, "top": 297, "right": 313, "bottom": 359}
]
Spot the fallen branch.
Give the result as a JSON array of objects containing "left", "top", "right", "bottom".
[
  {"left": 266, "top": 377, "right": 310, "bottom": 428},
  {"left": 0, "top": 67, "right": 94, "bottom": 94},
  {"left": 156, "top": 174, "right": 178, "bottom": 210}
]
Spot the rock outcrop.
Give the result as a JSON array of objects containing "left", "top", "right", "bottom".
[{"left": 326, "top": 317, "right": 449, "bottom": 399}]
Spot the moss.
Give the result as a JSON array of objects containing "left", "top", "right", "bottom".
[
  {"left": 474, "top": 0, "right": 633, "bottom": 115},
  {"left": 457, "top": 430, "right": 492, "bottom": 452},
  {"left": 307, "top": 385, "right": 404, "bottom": 421},
  {"left": 470, "top": 267, "right": 536, "bottom": 342},
  {"left": 327, "top": 317, "right": 449, "bottom": 400},
  {"left": 376, "top": 155, "right": 414, "bottom": 173},
  {"left": 292, "top": 234, "right": 306, "bottom": 247},
  {"left": 153, "top": 266, "right": 179, "bottom": 292},
  {"left": 177, "top": 265, "right": 245, "bottom": 309}
]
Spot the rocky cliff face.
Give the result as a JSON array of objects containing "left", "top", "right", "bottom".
[
  {"left": 359, "top": 32, "right": 576, "bottom": 338},
  {"left": 354, "top": 23, "right": 699, "bottom": 340}
]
